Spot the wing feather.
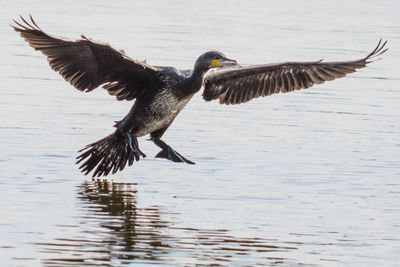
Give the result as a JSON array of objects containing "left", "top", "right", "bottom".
[
  {"left": 203, "top": 40, "right": 388, "bottom": 105},
  {"left": 268, "top": 75, "right": 276, "bottom": 96},
  {"left": 13, "top": 15, "right": 163, "bottom": 101}
]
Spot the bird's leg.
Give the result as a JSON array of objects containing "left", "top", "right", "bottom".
[
  {"left": 152, "top": 138, "right": 195, "bottom": 164},
  {"left": 125, "top": 132, "right": 147, "bottom": 160}
]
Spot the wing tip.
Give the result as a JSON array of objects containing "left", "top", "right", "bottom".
[
  {"left": 12, "top": 14, "right": 42, "bottom": 33},
  {"left": 365, "top": 38, "right": 388, "bottom": 63}
]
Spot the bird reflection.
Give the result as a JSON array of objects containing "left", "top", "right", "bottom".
[
  {"left": 38, "top": 179, "right": 170, "bottom": 266},
  {"left": 78, "top": 179, "right": 170, "bottom": 257},
  {"left": 37, "top": 180, "right": 304, "bottom": 266}
]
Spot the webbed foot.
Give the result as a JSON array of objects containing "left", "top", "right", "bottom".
[{"left": 152, "top": 138, "right": 195, "bottom": 164}]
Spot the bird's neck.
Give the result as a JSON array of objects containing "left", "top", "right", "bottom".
[{"left": 188, "top": 65, "right": 209, "bottom": 92}]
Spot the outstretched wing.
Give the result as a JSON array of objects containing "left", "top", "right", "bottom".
[
  {"left": 203, "top": 40, "right": 388, "bottom": 105},
  {"left": 13, "top": 15, "right": 163, "bottom": 101}
]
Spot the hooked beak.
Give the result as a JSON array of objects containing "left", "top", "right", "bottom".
[
  {"left": 220, "top": 57, "right": 238, "bottom": 67},
  {"left": 212, "top": 57, "right": 238, "bottom": 68}
]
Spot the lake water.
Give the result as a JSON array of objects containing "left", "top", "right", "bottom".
[{"left": 1, "top": 0, "right": 399, "bottom": 266}]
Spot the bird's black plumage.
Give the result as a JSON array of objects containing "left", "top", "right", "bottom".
[{"left": 13, "top": 16, "right": 388, "bottom": 177}]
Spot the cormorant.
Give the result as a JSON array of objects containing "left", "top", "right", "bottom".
[{"left": 13, "top": 16, "right": 388, "bottom": 177}]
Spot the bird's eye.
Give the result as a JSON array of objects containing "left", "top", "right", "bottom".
[{"left": 214, "top": 55, "right": 221, "bottom": 60}]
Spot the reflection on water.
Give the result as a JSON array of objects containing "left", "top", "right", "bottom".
[
  {"left": 78, "top": 180, "right": 170, "bottom": 261},
  {"left": 37, "top": 180, "right": 303, "bottom": 266},
  {"left": 37, "top": 180, "right": 170, "bottom": 266}
]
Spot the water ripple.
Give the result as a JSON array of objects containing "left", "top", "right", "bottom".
[{"left": 35, "top": 180, "right": 306, "bottom": 266}]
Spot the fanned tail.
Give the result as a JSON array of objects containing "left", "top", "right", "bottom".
[{"left": 76, "top": 130, "right": 135, "bottom": 177}]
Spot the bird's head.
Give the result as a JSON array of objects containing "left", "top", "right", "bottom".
[{"left": 195, "top": 51, "right": 238, "bottom": 71}]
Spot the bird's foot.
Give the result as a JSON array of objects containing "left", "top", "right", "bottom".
[
  {"left": 125, "top": 132, "right": 146, "bottom": 160},
  {"left": 155, "top": 146, "right": 195, "bottom": 164}
]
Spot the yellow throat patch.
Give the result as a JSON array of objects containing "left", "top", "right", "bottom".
[{"left": 211, "top": 59, "right": 221, "bottom": 67}]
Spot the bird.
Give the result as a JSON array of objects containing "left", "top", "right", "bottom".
[{"left": 12, "top": 15, "right": 388, "bottom": 177}]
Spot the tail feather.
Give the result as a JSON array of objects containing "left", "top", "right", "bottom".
[{"left": 76, "top": 130, "right": 135, "bottom": 177}]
